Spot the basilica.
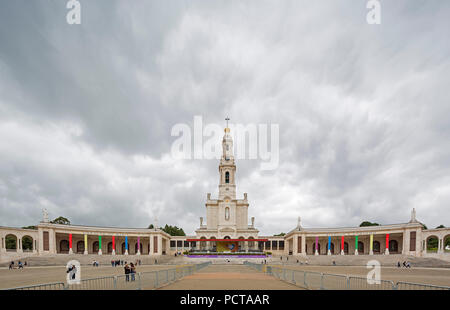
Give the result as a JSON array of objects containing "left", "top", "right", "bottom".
[{"left": 0, "top": 124, "right": 449, "bottom": 261}]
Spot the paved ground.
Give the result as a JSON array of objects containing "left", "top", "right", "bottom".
[
  {"left": 2, "top": 263, "right": 449, "bottom": 289},
  {"left": 273, "top": 265, "right": 450, "bottom": 287},
  {"left": 158, "top": 265, "right": 302, "bottom": 290},
  {"left": 0, "top": 264, "right": 175, "bottom": 289}
]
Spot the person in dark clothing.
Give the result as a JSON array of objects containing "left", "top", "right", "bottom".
[
  {"left": 130, "top": 263, "right": 136, "bottom": 281},
  {"left": 124, "top": 264, "right": 130, "bottom": 282}
]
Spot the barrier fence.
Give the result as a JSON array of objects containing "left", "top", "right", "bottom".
[
  {"left": 4, "top": 262, "right": 211, "bottom": 291},
  {"left": 244, "top": 261, "right": 450, "bottom": 290}
]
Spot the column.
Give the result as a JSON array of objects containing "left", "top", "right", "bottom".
[
  {"left": 124, "top": 236, "right": 129, "bottom": 255},
  {"left": 369, "top": 234, "right": 373, "bottom": 255},
  {"left": 38, "top": 229, "right": 44, "bottom": 253},
  {"left": 112, "top": 236, "right": 116, "bottom": 255},
  {"left": 18, "top": 238, "right": 23, "bottom": 254},
  {"left": 327, "top": 236, "right": 331, "bottom": 255},
  {"left": 301, "top": 235, "right": 306, "bottom": 256},
  {"left": 137, "top": 236, "right": 141, "bottom": 255},
  {"left": 341, "top": 236, "right": 345, "bottom": 255},
  {"left": 84, "top": 234, "right": 88, "bottom": 255},
  {"left": 157, "top": 235, "right": 162, "bottom": 255},
  {"left": 149, "top": 235, "right": 153, "bottom": 255},
  {"left": 314, "top": 236, "right": 319, "bottom": 255},
  {"left": 438, "top": 239, "right": 443, "bottom": 254},
  {"left": 49, "top": 229, "right": 57, "bottom": 254},
  {"left": 69, "top": 234, "right": 73, "bottom": 254},
  {"left": 98, "top": 235, "right": 102, "bottom": 255},
  {"left": 355, "top": 235, "right": 359, "bottom": 255},
  {"left": 293, "top": 236, "right": 298, "bottom": 255},
  {"left": 402, "top": 231, "right": 410, "bottom": 254},
  {"left": 385, "top": 234, "right": 390, "bottom": 255}
]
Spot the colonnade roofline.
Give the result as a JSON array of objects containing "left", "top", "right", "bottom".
[
  {"left": 285, "top": 222, "right": 424, "bottom": 237},
  {"left": 0, "top": 226, "right": 39, "bottom": 232},
  {"left": 36, "top": 223, "right": 172, "bottom": 237}
]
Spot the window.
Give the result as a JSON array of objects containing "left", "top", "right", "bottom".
[
  {"left": 272, "top": 241, "right": 278, "bottom": 250},
  {"left": 225, "top": 207, "right": 230, "bottom": 220},
  {"left": 225, "top": 171, "right": 230, "bottom": 183}
]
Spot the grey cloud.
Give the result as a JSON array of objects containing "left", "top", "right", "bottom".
[{"left": 0, "top": 0, "right": 449, "bottom": 234}]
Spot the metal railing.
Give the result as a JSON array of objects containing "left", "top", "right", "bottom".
[
  {"left": 4, "top": 281, "right": 66, "bottom": 290},
  {"left": 4, "top": 262, "right": 211, "bottom": 290},
  {"left": 395, "top": 281, "right": 450, "bottom": 290},
  {"left": 244, "top": 261, "right": 450, "bottom": 290}
]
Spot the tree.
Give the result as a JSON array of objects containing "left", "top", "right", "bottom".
[
  {"left": 21, "top": 225, "right": 37, "bottom": 230},
  {"left": 161, "top": 224, "right": 186, "bottom": 236},
  {"left": 148, "top": 224, "right": 154, "bottom": 229},
  {"left": 359, "top": 221, "right": 380, "bottom": 227},
  {"left": 422, "top": 224, "right": 428, "bottom": 230},
  {"left": 274, "top": 233, "right": 286, "bottom": 236},
  {"left": 436, "top": 225, "right": 445, "bottom": 229},
  {"left": 50, "top": 216, "right": 70, "bottom": 225}
]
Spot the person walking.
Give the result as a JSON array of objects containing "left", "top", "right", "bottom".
[{"left": 9, "top": 261, "right": 14, "bottom": 270}]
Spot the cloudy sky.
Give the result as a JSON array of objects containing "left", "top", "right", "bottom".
[{"left": 0, "top": 0, "right": 449, "bottom": 235}]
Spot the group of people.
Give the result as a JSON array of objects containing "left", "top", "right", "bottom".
[
  {"left": 111, "top": 260, "right": 142, "bottom": 267},
  {"left": 92, "top": 261, "right": 99, "bottom": 267},
  {"left": 398, "top": 261, "right": 412, "bottom": 268},
  {"left": 124, "top": 262, "right": 136, "bottom": 281},
  {"left": 9, "top": 261, "right": 26, "bottom": 270}
]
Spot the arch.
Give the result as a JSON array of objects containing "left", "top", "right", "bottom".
[
  {"left": 238, "top": 236, "right": 245, "bottom": 251},
  {"left": 200, "top": 236, "right": 207, "bottom": 250},
  {"left": 76, "top": 241, "right": 85, "bottom": 254},
  {"left": 60, "top": 240, "right": 70, "bottom": 253},
  {"left": 426, "top": 235, "right": 439, "bottom": 253},
  {"left": 93, "top": 241, "right": 99, "bottom": 253},
  {"left": 22, "top": 235, "right": 33, "bottom": 251},
  {"left": 5, "top": 234, "right": 17, "bottom": 251},
  {"left": 121, "top": 242, "right": 127, "bottom": 254},
  {"left": 389, "top": 240, "right": 399, "bottom": 253},
  {"left": 210, "top": 237, "right": 217, "bottom": 251},
  {"left": 326, "top": 242, "right": 335, "bottom": 254},
  {"left": 373, "top": 241, "right": 381, "bottom": 254},
  {"left": 223, "top": 236, "right": 231, "bottom": 239},
  {"left": 248, "top": 237, "right": 255, "bottom": 249},
  {"left": 315, "top": 243, "right": 321, "bottom": 254},
  {"left": 107, "top": 242, "right": 113, "bottom": 254},
  {"left": 225, "top": 171, "right": 230, "bottom": 183},
  {"left": 444, "top": 234, "right": 450, "bottom": 252},
  {"left": 344, "top": 242, "right": 349, "bottom": 255},
  {"left": 135, "top": 243, "right": 143, "bottom": 254},
  {"left": 358, "top": 241, "right": 364, "bottom": 254}
]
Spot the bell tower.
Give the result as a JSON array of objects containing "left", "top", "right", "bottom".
[{"left": 219, "top": 117, "right": 236, "bottom": 200}]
